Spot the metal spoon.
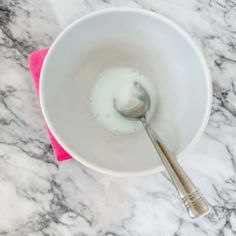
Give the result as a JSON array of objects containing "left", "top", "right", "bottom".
[{"left": 114, "top": 82, "right": 209, "bottom": 218}]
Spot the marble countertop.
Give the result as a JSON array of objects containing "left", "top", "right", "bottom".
[{"left": 0, "top": 0, "right": 236, "bottom": 235}]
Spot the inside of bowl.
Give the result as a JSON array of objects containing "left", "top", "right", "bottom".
[{"left": 42, "top": 10, "right": 209, "bottom": 174}]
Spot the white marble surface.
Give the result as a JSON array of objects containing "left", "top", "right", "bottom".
[{"left": 0, "top": 0, "right": 236, "bottom": 235}]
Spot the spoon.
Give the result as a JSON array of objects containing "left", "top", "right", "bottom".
[{"left": 114, "top": 82, "right": 209, "bottom": 218}]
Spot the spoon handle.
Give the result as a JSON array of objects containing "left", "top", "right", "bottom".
[{"left": 141, "top": 119, "right": 209, "bottom": 218}]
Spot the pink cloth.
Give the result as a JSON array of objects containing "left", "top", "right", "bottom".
[{"left": 29, "top": 49, "right": 71, "bottom": 161}]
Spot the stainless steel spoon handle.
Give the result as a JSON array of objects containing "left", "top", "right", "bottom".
[{"left": 141, "top": 119, "right": 209, "bottom": 218}]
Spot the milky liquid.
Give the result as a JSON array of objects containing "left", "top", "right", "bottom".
[{"left": 90, "top": 67, "right": 157, "bottom": 134}]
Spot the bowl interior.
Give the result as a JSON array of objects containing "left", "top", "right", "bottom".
[{"left": 41, "top": 10, "right": 210, "bottom": 175}]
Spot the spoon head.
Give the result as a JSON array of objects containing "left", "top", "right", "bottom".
[{"left": 114, "top": 82, "right": 151, "bottom": 120}]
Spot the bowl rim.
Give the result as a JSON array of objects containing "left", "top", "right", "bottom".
[{"left": 39, "top": 8, "right": 212, "bottom": 177}]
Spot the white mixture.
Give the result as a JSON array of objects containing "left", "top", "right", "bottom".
[{"left": 90, "top": 66, "right": 157, "bottom": 134}]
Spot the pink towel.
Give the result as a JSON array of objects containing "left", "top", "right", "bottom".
[{"left": 29, "top": 49, "right": 71, "bottom": 161}]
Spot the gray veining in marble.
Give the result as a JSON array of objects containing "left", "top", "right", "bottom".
[{"left": 0, "top": 0, "right": 236, "bottom": 235}]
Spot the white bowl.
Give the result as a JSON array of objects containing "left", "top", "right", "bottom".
[{"left": 40, "top": 9, "right": 212, "bottom": 177}]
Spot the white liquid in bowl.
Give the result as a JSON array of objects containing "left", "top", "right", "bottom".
[{"left": 90, "top": 66, "right": 157, "bottom": 134}]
